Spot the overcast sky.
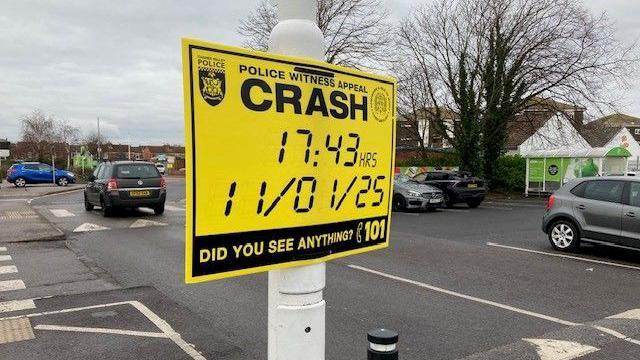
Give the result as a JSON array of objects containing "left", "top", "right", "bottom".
[{"left": 0, "top": 0, "right": 638, "bottom": 145}]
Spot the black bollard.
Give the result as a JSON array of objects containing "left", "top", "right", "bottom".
[{"left": 367, "top": 328, "right": 398, "bottom": 360}]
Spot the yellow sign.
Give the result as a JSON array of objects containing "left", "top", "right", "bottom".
[{"left": 182, "top": 38, "right": 396, "bottom": 283}]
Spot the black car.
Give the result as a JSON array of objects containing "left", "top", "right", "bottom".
[
  {"left": 84, "top": 161, "right": 166, "bottom": 217},
  {"left": 413, "top": 171, "right": 486, "bottom": 208}
]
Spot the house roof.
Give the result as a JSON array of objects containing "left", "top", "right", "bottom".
[
  {"left": 590, "top": 113, "right": 640, "bottom": 127},
  {"left": 523, "top": 97, "right": 585, "bottom": 112},
  {"left": 578, "top": 113, "right": 640, "bottom": 147},
  {"left": 578, "top": 124, "right": 622, "bottom": 147},
  {"left": 505, "top": 112, "right": 552, "bottom": 149}
]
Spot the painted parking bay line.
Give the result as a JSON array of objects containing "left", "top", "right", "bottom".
[
  {"left": 34, "top": 324, "right": 169, "bottom": 338},
  {"left": 0, "top": 280, "right": 26, "bottom": 292},
  {"left": 49, "top": 209, "right": 75, "bottom": 218},
  {"left": 349, "top": 264, "right": 579, "bottom": 326},
  {"left": 487, "top": 242, "right": 640, "bottom": 271},
  {"left": 0, "top": 299, "right": 35, "bottom": 313}
]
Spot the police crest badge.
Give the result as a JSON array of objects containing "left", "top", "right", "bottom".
[{"left": 199, "top": 67, "right": 225, "bottom": 107}]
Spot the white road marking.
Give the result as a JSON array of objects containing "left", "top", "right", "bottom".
[
  {"left": 483, "top": 201, "right": 545, "bottom": 208},
  {"left": 130, "top": 301, "right": 206, "bottom": 360},
  {"left": 0, "top": 299, "right": 35, "bottom": 313},
  {"left": 34, "top": 324, "right": 168, "bottom": 338},
  {"left": 608, "top": 309, "right": 640, "bottom": 321},
  {"left": 480, "top": 205, "right": 513, "bottom": 211},
  {"left": 0, "top": 199, "right": 28, "bottom": 202},
  {"left": 0, "top": 266, "right": 17, "bottom": 275},
  {"left": 129, "top": 219, "right": 168, "bottom": 228},
  {"left": 0, "top": 255, "right": 12, "bottom": 262},
  {"left": 49, "top": 209, "right": 75, "bottom": 218},
  {"left": 164, "top": 205, "right": 185, "bottom": 212},
  {"left": 73, "top": 223, "right": 110, "bottom": 233},
  {"left": 392, "top": 212, "right": 419, "bottom": 216},
  {"left": 439, "top": 208, "right": 470, "bottom": 213},
  {"left": 0, "top": 280, "right": 26, "bottom": 292},
  {"left": 349, "top": 264, "right": 579, "bottom": 326},
  {"left": 592, "top": 325, "right": 640, "bottom": 346},
  {"left": 0, "top": 247, "right": 6, "bottom": 252},
  {"left": 0, "top": 300, "right": 206, "bottom": 360},
  {"left": 523, "top": 338, "right": 599, "bottom": 360},
  {"left": 487, "top": 242, "right": 640, "bottom": 271}
]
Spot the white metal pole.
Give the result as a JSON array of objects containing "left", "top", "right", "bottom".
[
  {"left": 52, "top": 153, "right": 55, "bottom": 184},
  {"left": 268, "top": 1, "right": 326, "bottom": 359}
]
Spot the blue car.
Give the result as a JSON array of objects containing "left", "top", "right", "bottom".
[{"left": 6, "top": 162, "right": 76, "bottom": 187}]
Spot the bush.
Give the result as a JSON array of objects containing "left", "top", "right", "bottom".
[
  {"left": 69, "top": 166, "right": 94, "bottom": 184},
  {"left": 491, "top": 155, "right": 526, "bottom": 193}
]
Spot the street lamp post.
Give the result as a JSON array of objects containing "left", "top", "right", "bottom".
[{"left": 267, "top": 1, "right": 327, "bottom": 359}]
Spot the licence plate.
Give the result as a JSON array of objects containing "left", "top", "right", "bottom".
[
  {"left": 429, "top": 198, "right": 442, "bottom": 203},
  {"left": 129, "top": 190, "right": 151, "bottom": 197},
  {"left": 468, "top": 183, "right": 478, "bottom": 188}
]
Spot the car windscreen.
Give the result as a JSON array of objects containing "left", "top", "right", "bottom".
[{"left": 115, "top": 164, "right": 160, "bottom": 179}]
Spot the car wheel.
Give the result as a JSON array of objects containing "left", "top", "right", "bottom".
[
  {"left": 548, "top": 220, "right": 580, "bottom": 251},
  {"left": 100, "top": 197, "right": 113, "bottom": 217},
  {"left": 467, "top": 199, "right": 482, "bottom": 208},
  {"left": 443, "top": 194, "right": 453, "bottom": 208},
  {"left": 57, "top": 177, "right": 69, "bottom": 186},
  {"left": 14, "top": 177, "right": 26, "bottom": 188},
  {"left": 392, "top": 195, "right": 406, "bottom": 212},
  {"left": 84, "top": 194, "right": 94, "bottom": 211},
  {"left": 153, "top": 203, "right": 165, "bottom": 215}
]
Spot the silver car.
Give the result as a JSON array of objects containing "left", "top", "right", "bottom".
[
  {"left": 393, "top": 174, "right": 443, "bottom": 211},
  {"left": 542, "top": 176, "right": 640, "bottom": 251}
]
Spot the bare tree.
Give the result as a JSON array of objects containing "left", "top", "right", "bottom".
[
  {"left": 84, "top": 131, "right": 108, "bottom": 158},
  {"left": 56, "top": 120, "right": 80, "bottom": 169},
  {"left": 238, "top": 0, "right": 394, "bottom": 70},
  {"left": 398, "top": 0, "right": 637, "bottom": 182},
  {"left": 20, "top": 110, "right": 57, "bottom": 162}
]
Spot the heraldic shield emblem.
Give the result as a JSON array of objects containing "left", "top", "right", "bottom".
[{"left": 199, "top": 68, "right": 225, "bottom": 106}]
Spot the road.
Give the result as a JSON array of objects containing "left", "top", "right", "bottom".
[{"left": 10, "top": 177, "right": 640, "bottom": 359}]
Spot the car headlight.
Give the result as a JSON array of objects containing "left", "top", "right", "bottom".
[
  {"left": 408, "top": 191, "right": 423, "bottom": 198},
  {"left": 67, "top": 172, "right": 75, "bottom": 177}
]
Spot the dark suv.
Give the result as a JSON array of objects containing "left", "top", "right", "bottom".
[
  {"left": 413, "top": 171, "right": 486, "bottom": 208},
  {"left": 84, "top": 161, "right": 166, "bottom": 217},
  {"left": 543, "top": 177, "right": 640, "bottom": 251}
]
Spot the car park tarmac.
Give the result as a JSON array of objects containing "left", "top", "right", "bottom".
[{"left": 5, "top": 178, "right": 640, "bottom": 359}]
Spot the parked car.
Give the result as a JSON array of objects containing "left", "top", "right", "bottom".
[
  {"left": 413, "top": 171, "right": 486, "bottom": 208},
  {"left": 155, "top": 162, "right": 166, "bottom": 175},
  {"left": 6, "top": 162, "right": 76, "bottom": 187},
  {"left": 84, "top": 161, "right": 166, "bottom": 217},
  {"left": 542, "top": 176, "right": 640, "bottom": 252},
  {"left": 393, "top": 174, "right": 443, "bottom": 211}
]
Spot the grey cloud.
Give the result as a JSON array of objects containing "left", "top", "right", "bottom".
[{"left": 0, "top": 0, "right": 638, "bottom": 145}]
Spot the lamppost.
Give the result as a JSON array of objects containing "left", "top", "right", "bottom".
[{"left": 267, "top": 1, "right": 327, "bottom": 359}]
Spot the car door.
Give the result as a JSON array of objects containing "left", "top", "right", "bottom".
[
  {"left": 425, "top": 172, "right": 447, "bottom": 192},
  {"left": 86, "top": 165, "right": 102, "bottom": 203},
  {"left": 572, "top": 180, "right": 624, "bottom": 242},
  {"left": 621, "top": 181, "right": 640, "bottom": 247},
  {"left": 37, "top": 164, "right": 54, "bottom": 184},
  {"left": 21, "top": 164, "right": 40, "bottom": 183}
]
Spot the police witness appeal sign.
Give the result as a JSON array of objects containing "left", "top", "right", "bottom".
[{"left": 182, "top": 39, "right": 396, "bottom": 282}]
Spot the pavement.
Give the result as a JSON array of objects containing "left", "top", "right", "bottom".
[
  {"left": 0, "top": 181, "right": 84, "bottom": 243},
  {"left": 2, "top": 176, "right": 640, "bottom": 359}
]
